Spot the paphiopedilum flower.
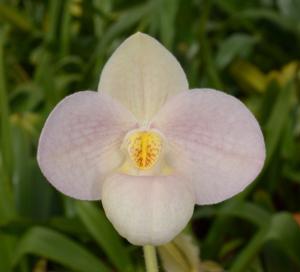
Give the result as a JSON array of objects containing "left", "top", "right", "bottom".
[{"left": 37, "top": 33, "right": 265, "bottom": 246}]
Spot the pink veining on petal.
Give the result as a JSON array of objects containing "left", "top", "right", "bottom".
[
  {"left": 101, "top": 173, "right": 195, "bottom": 245},
  {"left": 152, "top": 88, "right": 265, "bottom": 205},
  {"left": 37, "top": 91, "right": 137, "bottom": 200}
]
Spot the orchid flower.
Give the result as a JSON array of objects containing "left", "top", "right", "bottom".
[{"left": 37, "top": 33, "right": 265, "bottom": 246}]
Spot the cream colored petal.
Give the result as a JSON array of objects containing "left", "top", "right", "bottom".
[
  {"left": 152, "top": 89, "right": 265, "bottom": 205},
  {"left": 158, "top": 233, "right": 201, "bottom": 272},
  {"left": 98, "top": 32, "right": 188, "bottom": 124},
  {"left": 101, "top": 173, "right": 195, "bottom": 245},
  {"left": 37, "top": 91, "right": 137, "bottom": 200}
]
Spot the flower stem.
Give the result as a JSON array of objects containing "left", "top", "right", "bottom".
[{"left": 143, "top": 245, "right": 159, "bottom": 272}]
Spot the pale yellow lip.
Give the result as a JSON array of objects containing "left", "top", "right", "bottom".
[{"left": 126, "top": 130, "right": 163, "bottom": 170}]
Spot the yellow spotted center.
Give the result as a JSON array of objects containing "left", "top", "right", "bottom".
[{"left": 127, "top": 130, "right": 163, "bottom": 170}]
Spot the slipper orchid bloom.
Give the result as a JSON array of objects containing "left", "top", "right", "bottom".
[{"left": 37, "top": 33, "right": 265, "bottom": 246}]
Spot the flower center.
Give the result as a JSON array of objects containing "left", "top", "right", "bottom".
[{"left": 126, "top": 130, "right": 163, "bottom": 170}]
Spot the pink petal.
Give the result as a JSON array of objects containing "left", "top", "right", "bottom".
[
  {"left": 98, "top": 33, "right": 188, "bottom": 124},
  {"left": 152, "top": 89, "right": 265, "bottom": 204},
  {"left": 37, "top": 91, "right": 137, "bottom": 200},
  {"left": 101, "top": 173, "right": 195, "bottom": 245}
]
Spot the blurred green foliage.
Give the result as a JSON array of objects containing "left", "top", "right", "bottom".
[{"left": 0, "top": 0, "right": 300, "bottom": 271}]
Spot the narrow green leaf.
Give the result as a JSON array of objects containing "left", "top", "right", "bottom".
[
  {"left": 0, "top": 233, "right": 17, "bottom": 272},
  {"left": 194, "top": 201, "right": 271, "bottom": 228},
  {"left": 0, "top": 27, "right": 13, "bottom": 177},
  {"left": 277, "top": 0, "right": 300, "bottom": 21},
  {"left": 90, "top": 2, "right": 155, "bottom": 83},
  {"left": 157, "top": 0, "right": 179, "bottom": 48},
  {"left": 95, "top": 2, "right": 154, "bottom": 56},
  {"left": 0, "top": 166, "right": 15, "bottom": 226},
  {"left": 264, "top": 82, "right": 293, "bottom": 166},
  {"left": 198, "top": 0, "right": 223, "bottom": 90},
  {"left": 231, "top": 212, "right": 300, "bottom": 271},
  {"left": 202, "top": 214, "right": 230, "bottom": 259},
  {"left": 76, "top": 201, "right": 133, "bottom": 271},
  {"left": 13, "top": 227, "right": 110, "bottom": 272},
  {"left": 239, "top": 9, "right": 296, "bottom": 33},
  {"left": 12, "top": 124, "right": 56, "bottom": 220},
  {"left": 0, "top": 3, "right": 34, "bottom": 32},
  {"left": 265, "top": 213, "right": 300, "bottom": 266},
  {"left": 216, "top": 33, "right": 257, "bottom": 69},
  {"left": 201, "top": 199, "right": 271, "bottom": 258},
  {"left": 0, "top": 27, "right": 15, "bottom": 226},
  {"left": 219, "top": 201, "right": 271, "bottom": 227},
  {"left": 231, "top": 226, "right": 268, "bottom": 272},
  {"left": 45, "top": 0, "right": 63, "bottom": 45},
  {"left": 60, "top": 0, "right": 72, "bottom": 56}
]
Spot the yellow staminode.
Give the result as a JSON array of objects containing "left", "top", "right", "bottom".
[{"left": 127, "top": 130, "right": 163, "bottom": 170}]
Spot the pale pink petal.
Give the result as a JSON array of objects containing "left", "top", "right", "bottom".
[
  {"left": 37, "top": 91, "right": 137, "bottom": 200},
  {"left": 152, "top": 89, "right": 265, "bottom": 204},
  {"left": 101, "top": 173, "right": 195, "bottom": 245},
  {"left": 98, "top": 32, "right": 188, "bottom": 124}
]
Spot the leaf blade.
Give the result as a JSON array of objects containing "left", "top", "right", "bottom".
[
  {"left": 13, "top": 227, "right": 111, "bottom": 272},
  {"left": 76, "top": 201, "right": 133, "bottom": 271}
]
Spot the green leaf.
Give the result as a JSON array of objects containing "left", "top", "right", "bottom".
[
  {"left": 264, "top": 82, "right": 294, "bottom": 167},
  {"left": 231, "top": 226, "right": 268, "bottom": 272},
  {"left": 0, "top": 27, "right": 15, "bottom": 227},
  {"left": 10, "top": 83, "right": 43, "bottom": 112},
  {"left": 45, "top": 0, "right": 63, "bottom": 45},
  {"left": 0, "top": 167, "right": 16, "bottom": 226},
  {"left": 11, "top": 123, "right": 57, "bottom": 220},
  {"left": 231, "top": 212, "right": 300, "bottom": 271},
  {"left": 216, "top": 33, "right": 257, "bottom": 69},
  {"left": 0, "top": 27, "right": 13, "bottom": 178},
  {"left": 49, "top": 217, "right": 88, "bottom": 237},
  {"left": 194, "top": 201, "right": 271, "bottom": 228},
  {"left": 265, "top": 213, "right": 300, "bottom": 265},
  {"left": 60, "top": 0, "right": 72, "bottom": 57},
  {"left": 90, "top": 2, "right": 155, "bottom": 83},
  {"left": 201, "top": 199, "right": 271, "bottom": 258},
  {"left": 13, "top": 227, "right": 111, "bottom": 272},
  {"left": 277, "top": 0, "right": 300, "bottom": 21},
  {"left": 95, "top": 2, "right": 155, "bottom": 57},
  {"left": 219, "top": 201, "right": 271, "bottom": 227},
  {"left": 157, "top": 0, "right": 179, "bottom": 48},
  {"left": 0, "top": 233, "right": 16, "bottom": 272},
  {"left": 239, "top": 9, "right": 297, "bottom": 33},
  {"left": 0, "top": 3, "right": 34, "bottom": 32},
  {"left": 76, "top": 201, "right": 133, "bottom": 271}
]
